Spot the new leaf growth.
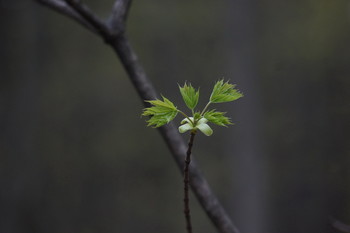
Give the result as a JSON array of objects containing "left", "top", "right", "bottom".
[
  {"left": 210, "top": 79, "right": 243, "bottom": 103},
  {"left": 142, "top": 96, "right": 178, "bottom": 127},
  {"left": 141, "top": 79, "right": 242, "bottom": 233},
  {"left": 204, "top": 110, "right": 232, "bottom": 127},
  {"left": 142, "top": 79, "right": 243, "bottom": 135},
  {"left": 179, "top": 82, "right": 200, "bottom": 110}
]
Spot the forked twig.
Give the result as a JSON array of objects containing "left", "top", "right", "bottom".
[{"left": 33, "top": 1, "right": 241, "bottom": 232}]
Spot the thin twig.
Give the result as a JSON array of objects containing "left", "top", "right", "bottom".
[
  {"left": 34, "top": 1, "right": 241, "bottom": 232},
  {"left": 184, "top": 132, "right": 196, "bottom": 233},
  {"left": 159, "top": 125, "right": 241, "bottom": 233}
]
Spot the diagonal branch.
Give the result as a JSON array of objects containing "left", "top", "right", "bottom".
[
  {"left": 34, "top": 1, "right": 241, "bottom": 233},
  {"left": 330, "top": 216, "right": 350, "bottom": 232},
  {"left": 157, "top": 121, "right": 241, "bottom": 233}
]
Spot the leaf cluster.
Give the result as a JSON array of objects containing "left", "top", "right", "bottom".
[{"left": 142, "top": 79, "right": 243, "bottom": 135}]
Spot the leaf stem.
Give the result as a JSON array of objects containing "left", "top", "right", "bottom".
[
  {"left": 184, "top": 131, "right": 196, "bottom": 233},
  {"left": 200, "top": 102, "right": 211, "bottom": 116},
  {"left": 179, "top": 110, "right": 195, "bottom": 125}
]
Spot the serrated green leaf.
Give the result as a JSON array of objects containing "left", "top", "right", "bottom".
[
  {"left": 179, "top": 82, "right": 199, "bottom": 110},
  {"left": 142, "top": 96, "right": 178, "bottom": 127},
  {"left": 204, "top": 110, "right": 233, "bottom": 126},
  {"left": 209, "top": 79, "right": 243, "bottom": 103}
]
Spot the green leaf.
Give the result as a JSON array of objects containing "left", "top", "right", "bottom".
[
  {"left": 209, "top": 79, "right": 243, "bottom": 103},
  {"left": 142, "top": 96, "right": 178, "bottom": 127},
  {"left": 193, "top": 111, "right": 201, "bottom": 121},
  {"left": 204, "top": 110, "right": 233, "bottom": 126},
  {"left": 179, "top": 82, "right": 199, "bottom": 110}
]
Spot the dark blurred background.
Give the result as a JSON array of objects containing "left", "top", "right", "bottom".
[{"left": 1, "top": 0, "right": 350, "bottom": 233}]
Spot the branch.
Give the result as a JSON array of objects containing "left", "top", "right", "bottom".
[
  {"left": 157, "top": 122, "right": 241, "bottom": 233},
  {"left": 108, "top": 0, "right": 132, "bottom": 35},
  {"left": 330, "top": 216, "right": 350, "bottom": 232},
  {"left": 35, "top": 0, "right": 96, "bottom": 33},
  {"left": 110, "top": 36, "right": 241, "bottom": 233},
  {"left": 34, "top": 2, "right": 241, "bottom": 233},
  {"left": 184, "top": 132, "right": 196, "bottom": 233}
]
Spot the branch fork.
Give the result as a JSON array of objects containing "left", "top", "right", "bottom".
[{"left": 36, "top": 0, "right": 131, "bottom": 42}]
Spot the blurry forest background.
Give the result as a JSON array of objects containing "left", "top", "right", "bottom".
[{"left": 1, "top": 0, "right": 350, "bottom": 233}]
